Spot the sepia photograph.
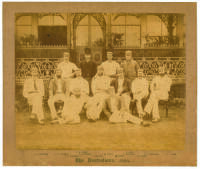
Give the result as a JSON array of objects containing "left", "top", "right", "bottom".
[
  {"left": 15, "top": 12, "right": 186, "bottom": 150},
  {"left": 3, "top": 2, "right": 197, "bottom": 166}
]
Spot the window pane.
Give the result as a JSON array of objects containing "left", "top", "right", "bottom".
[
  {"left": 126, "top": 16, "right": 140, "bottom": 25},
  {"left": 112, "top": 26, "right": 125, "bottom": 48},
  {"left": 161, "top": 22, "right": 168, "bottom": 36},
  {"left": 16, "top": 16, "right": 32, "bottom": 25},
  {"left": 16, "top": 26, "right": 32, "bottom": 39},
  {"left": 78, "top": 15, "right": 88, "bottom": 25},
  {"left": 53, "top": 16, "right": 66, "bottom": 25},
  {"left": 76, "top": 26, "right": 88, "bottom": 46},
  {"left": 147, "top": 15, "right": 162, "bottom": 36},
  {"left": 39, "top": 16, "right": 51, "bottom": 25},
  {"left": 91, "top": 16, "right": 100, "bottom": 26},
  {"left": 112, "top": 15, "right": 125, "bottom": 25},
  {"left": 126, "top": 26, "right": 140, "bottom": 47},
  {"left": 91, "top": 26, "right": 103, "bottom": 47}
]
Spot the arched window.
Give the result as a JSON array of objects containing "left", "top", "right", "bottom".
[
  {"left": 146, "top": 15, "right": 168, "bottom": 36},
  {"left": 76, "top": 15, "right": 103, "bottom": 47},
  {"left": 111, "top": 15, "right": 141, "bottom": 48},
  {"left": 16, "top": 16, "right": 32, "bottom": 40}
]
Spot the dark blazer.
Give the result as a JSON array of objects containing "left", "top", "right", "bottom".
[
  {"left": 110, "top": 78, "right": 131, "bottom": 95},
  {"left": 80, "top": 60, "right": 97, "bottom": 78},
  {"left": 49, "top": 78, "right": 66, "bottom": 96}
]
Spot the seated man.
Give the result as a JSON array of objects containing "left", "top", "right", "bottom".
[
  {"left": 69, "top": 68, "right": 89, "bottom": 99},
  {"left": 144, "top": 66, "right": 172, "bottom": 122},
  {"left": 86, "top": 66, "right": 111, "bottom": 121},
  {"left": 103, "top": 87, "right": 150, "bottom": 127},
  {"left": 110, "top": 67, "right": 131, "bottom": 112},
  {"left": 53, "top": 69, "right": 89, "bottom": 124},
  {"left": 23, "top": 67, "right": 45, "bottom": 124},
  {"left": 48, "top": 68, "right": 67, "bottom": 120},
  {"left": 59, "top": 88, "right": 87, "bottom": 124},
  {"left": 131, "top": 69, "right": 149, "bottom": 118}
]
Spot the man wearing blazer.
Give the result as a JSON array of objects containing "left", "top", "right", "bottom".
[
  {"left": 23, "top": 67, "right": 45, "bottom": 124},
  {"left": 110, "top": 68, "right": 131, "bottom": 112},
  {"left": 48, "top": 68, "right": 67, "bottom": 120}
]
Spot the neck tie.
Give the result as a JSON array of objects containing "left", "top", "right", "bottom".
[{"left": 34, "top": 79, "right": 37, "bottom": 90}]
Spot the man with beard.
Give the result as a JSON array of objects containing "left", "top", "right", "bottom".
[
  {"left": 110, "top": 68, "right": 131, "bottom": 112},
  {"left": 144, "top": 66, "right": 172, "bottom": 122},
  {"left": 53, "top": 69, "right": 89, "bottom": 124},
  {"left": 80, "top": 48, "right": 97, "bottom": 95},
  {"left": 86, "top": 66, "right": 111, "bottom": 121},
  {"left": 48, "top": 68, "right": 67, "bottom": 121},
  {"left": 131, "top": 69, "right": 149, "bottom": 118},
  {"left": 23, "top": 67, "right": 45, "bottom": 124}
]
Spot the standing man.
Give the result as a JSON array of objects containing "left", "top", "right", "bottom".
[
  {"left": 57, "top": 52, "right": 78, "bottom": 96},
  {"left": 131, "top": 69, "right": 149, "bottom": 118},
  {"left": 23, "top": 67, "right": 45, "bottom": 124},
  {"left": 80, "top": 48, "right": 97, "bottom": 95},
  {"left": 101, "top": 51, "right": 120, "bottom": 78},
  {"left": 144, "top": 66, "right": 172, "bottom": 122},
  {"left": 86, "top": 66, "right": 111, "bottom": 121},
  {"left": 121, "top": 50, "right": 139, "bottom": 82},
  {"left": 48, "top": 68, "right": 67, "bottom": 121}
]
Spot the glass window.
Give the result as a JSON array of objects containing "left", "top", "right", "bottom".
[
  {"left": 111, "top": 15, "right": 141, "bottom": 48},
  {"left": 76, "top": 15, "right": 104, "bottom": 47},
  {"left": 126, "top": 26, "right": 140, "bottom": 47},
  {"left": 76, "top": 26, "right": 88, "bottom": 46},
  {"left": 16, "top": 16, "right": 32, "bottom": 26},
  {"left": 126, "top": 16, "right": 140, "bottom": 25},
  {"left": 91, "top": 26, "right": 103, "bottom": 47},
  {"left": 112, "top": 15, "right": 125, "bottom": 25},
  {"left": 112, "top": 26, "right": 125, "bottom": 48}
]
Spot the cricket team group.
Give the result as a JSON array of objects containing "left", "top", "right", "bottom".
[{"left": 23, "top": 48, "right": 172, "bottom": 126}]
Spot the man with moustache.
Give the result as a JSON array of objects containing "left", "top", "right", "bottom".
[
  {"left": 86, "top": 66, "right": 111, "bottom": 121},
  {"left": 131, "top": 69, "right": 149, "bottom": 118},
  {"left": 101, "top": 51, "right": 120, "bottom": 79},
  {"left": 121, "top": 50, "right": 140, "bottom": 82},
  {"left": 57, "top": 52, "right": 78, "bottom": 96},
  {"left": 23, "top": 67, "right": 45, "bottom": 124},
  {"left": 48, "top": 68, "right": 67, "bottom": 121},
  {"left": 144, "top": 66, "right": 172, "bottom": 122},
  {"left": 80, "top": 48, "right": 97, "bottom": 95}
]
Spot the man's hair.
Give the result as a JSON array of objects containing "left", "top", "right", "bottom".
[{"left": 85, "top": 48, "right": 91, "bottom": 55}]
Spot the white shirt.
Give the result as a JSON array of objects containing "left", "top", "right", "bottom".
[
  {"left": 151, "top": 75, "right": 172, "bottom": 92},
  {"left": 69, "top": 77, "right": 89, "bottom": 95},
  {"left": 101, "top": 60, "right": 120, "bottom": 77},
  {"left": 131, "top": 77, "right": 149, "bottom": 95},
  {"left": 117, "top": 78, "right": 124, "bottom": 95},
  {"left": 57, "top": 61, "right": 77, "bottom": 79},
  {"left": 23, "top": 78, "right": 44, "bottom": 98},
  {"left": 91, "top": 75, "right": 111, "bottom": 95}
]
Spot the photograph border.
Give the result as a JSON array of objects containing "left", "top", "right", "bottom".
[{"left": 3, "top": 2, "right": 197, "bottom": 166}]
